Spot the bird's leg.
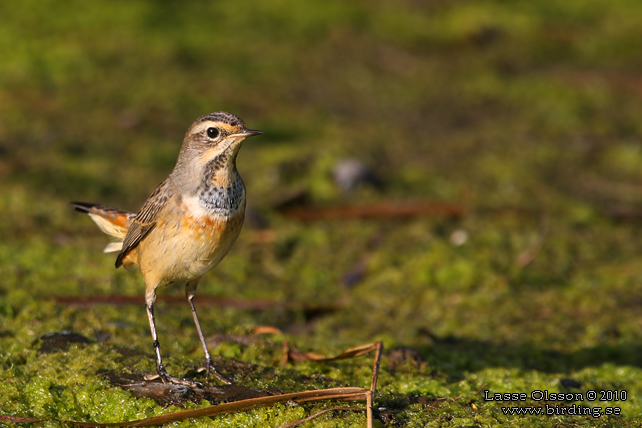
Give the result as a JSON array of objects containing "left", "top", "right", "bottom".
[
  {"left": 145, "top": 290, "right": 201, "bottom": 387},
  {"left": 186, "top": 280, "right": 231, "bottom": 384},
  {"left": 145, "top": 301, "right": 167, "bottom": 377}
]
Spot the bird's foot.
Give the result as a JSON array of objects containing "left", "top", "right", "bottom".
[
  {"left": 199, "top": 358, "right": 232, "bottom": 385},
  {"left": 144, "top": 371, "right": 203, "bottom": 388}
]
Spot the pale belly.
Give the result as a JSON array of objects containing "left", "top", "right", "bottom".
[{"left": 137, "top": 203, "right": 245, "bottom": 285}]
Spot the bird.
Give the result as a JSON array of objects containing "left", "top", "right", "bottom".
[{"left": 72, "top": 112, "right": 262, "bottom": 385}]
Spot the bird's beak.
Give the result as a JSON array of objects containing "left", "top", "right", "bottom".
[{"left": 235, "top": 129, "right": 263, "bottom": 138}]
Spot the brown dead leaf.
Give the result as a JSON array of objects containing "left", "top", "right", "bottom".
[
  {"left": 281, "top": 200, "right": 466, "bottom": 221},
  {"left": 253, "top": 326, "right": 284, "bottom": 335}
]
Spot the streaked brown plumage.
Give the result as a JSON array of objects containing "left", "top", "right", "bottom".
[{"left": 73, "top": 112, "right": 261, "bottom": 384}]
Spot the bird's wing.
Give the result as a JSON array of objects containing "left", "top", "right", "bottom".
[{"left": 116, "top": 178, "right": 173, "bottom": 268}]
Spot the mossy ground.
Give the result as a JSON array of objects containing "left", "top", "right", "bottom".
[{"left": 2, "top": 0, "right": 642, "bottom": 426}]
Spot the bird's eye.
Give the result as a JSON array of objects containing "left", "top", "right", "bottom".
[{"left": 207, "top": 127, "right": 219, "bottom": 139}]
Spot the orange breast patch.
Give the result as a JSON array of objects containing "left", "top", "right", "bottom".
[{"left": 180, "top": 203, "right": 244, "bottom": 240}]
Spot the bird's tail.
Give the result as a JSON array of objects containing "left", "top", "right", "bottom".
[{"left": 71, "top": 202, "right": 135, "bottom": 253}]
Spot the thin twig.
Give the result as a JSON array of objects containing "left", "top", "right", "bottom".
[
  {"left": 49, "top": 295, "right": 339, "bottom": 314},
  {"left": 370, "top": 341, "right": 383, "bottom": 394},
  {"left": 366, "top": 391, "right": 374, "bottom": 428},
  {"left": 281, "top": 200, "right": 467, "bottom": 221},
  {"left": 276, "top": 407, "right": 362, "bottom": 428},
  {"left": 0, "top": 387, "right": 368, "bottom": 427},
  {"left": 473, "top": 383, "right": 488, "bottom": 397},
  {"left": 367, "top": 341, "right": 383, "bottom": 428},
  {"left": 4, "top": 341, "right": 385, "bottom": 427}
]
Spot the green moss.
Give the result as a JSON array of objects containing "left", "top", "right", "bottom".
[{"left": 2, "top": 0, "right": 642, "bottom": 426}]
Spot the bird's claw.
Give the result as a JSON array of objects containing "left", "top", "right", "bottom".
[
  {"left": 145, "top": 371, "right": 203, "bottom": 388},
  {"left": 201, "top": 359, "right": 232, "bottom": 384}
]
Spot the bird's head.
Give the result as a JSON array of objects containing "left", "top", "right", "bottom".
[{"left": 180, "top": 112, "right": 262, "bottom": 169}]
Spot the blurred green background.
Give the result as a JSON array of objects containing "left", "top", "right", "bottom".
[{"left": 2, "top": 0, "right": 642, "bottom": 426}]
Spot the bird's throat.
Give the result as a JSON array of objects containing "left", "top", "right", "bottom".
[{"left": 196, "top": 170, "right": 245, "bottom": 216}]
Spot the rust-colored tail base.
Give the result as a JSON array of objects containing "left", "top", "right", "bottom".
[{"left": 71, "top": 202, "right": 135, "bottom": 253}]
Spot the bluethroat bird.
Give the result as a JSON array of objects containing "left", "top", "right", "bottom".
[{"left": 72, "top": 112, "right": 262, "bottom": 384}]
